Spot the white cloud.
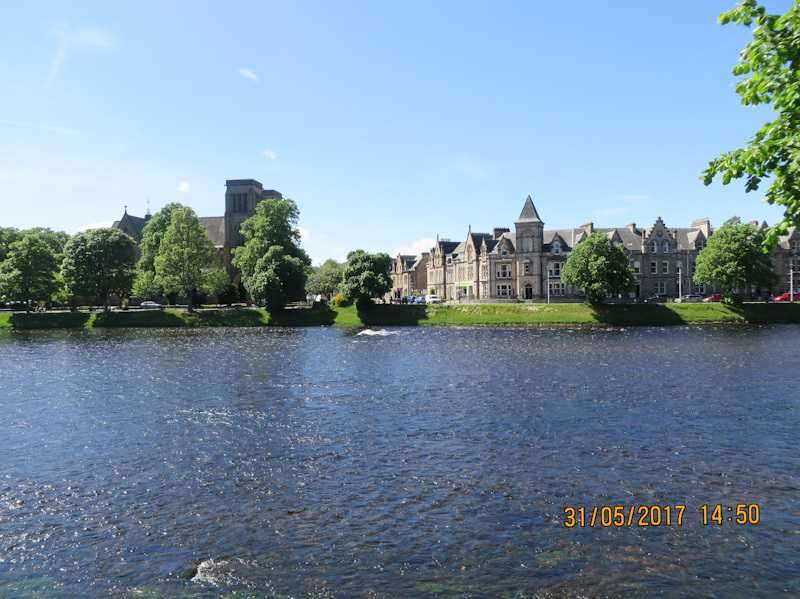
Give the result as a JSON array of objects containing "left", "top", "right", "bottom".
[
  {"left": 263, "top": 149, "right": 277, "bottom": 160},
  {"left": 297, "top": 227, "right": 310, "bottom": 242},
  {"left": 49, "top": 25, "right": 115, "bottom": 84},
  {"left": 177, "top": 181, "right": 191, "bottom": 193},
  {"left": 78, "top": 219, "right": 114, "bottom": 231},
  {"left": 237, "top": 68, "right": 259, "bottom": 82},
  {"left": 392, "top": 237, "right": 436, "bottom": 257}
]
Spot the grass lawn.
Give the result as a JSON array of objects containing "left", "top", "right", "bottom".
[{"left": 1, "top": 302, "right": 799, "bottom": 330}]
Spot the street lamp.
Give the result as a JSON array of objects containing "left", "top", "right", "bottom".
[{"left": 677, "top": 260, "right": 683, "bottom": 300}]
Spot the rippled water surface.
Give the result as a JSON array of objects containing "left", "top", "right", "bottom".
[{"left": 0, "top": 325, "right": 798, "bottom": 598}]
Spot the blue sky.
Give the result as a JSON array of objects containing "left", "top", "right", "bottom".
[{"left": 1, "top": 0, "right": 795, "bottom": 264}]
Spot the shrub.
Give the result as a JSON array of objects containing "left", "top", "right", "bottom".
[{"left": 331, "top": 293, "right": 350, "bottom": 307}]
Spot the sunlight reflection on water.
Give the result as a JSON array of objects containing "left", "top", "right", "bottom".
[{"left": 0, "top": 325, "right": 798, "bottom": 598}]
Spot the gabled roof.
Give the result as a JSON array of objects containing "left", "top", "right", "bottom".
[
  {"left": 199, "top": 216, "right": 226, "bottom": 248},
  {"left": 515, "top": 195, "right": 543, "bottom": 225}
]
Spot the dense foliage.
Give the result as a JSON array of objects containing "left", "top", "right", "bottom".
[
  {"left": 233, "top": 198, "right": 310, "bottom": 312},
  {"left": 693, "top": 217, "right": 778, "bottom": 304},
  {"left": 61, "top": 228, "right": 137, "bottom": 312},
  {"left": 703, "top": 0, "right": 800, "bottom": 247},
  {"left": 339, "top": 250, "right": 392, "bottom": 309},
  {"left": 0, "top": 234, "right": 61, "bottom": 312},
  {"left": 305, "top": 258, "right": 344, "bottom": 299},
  {"left": 154, "top": 207, "right": 227, "bottom": 312},
  {"left": 561, "top": 232, "right": 635, "bottom": 307}
]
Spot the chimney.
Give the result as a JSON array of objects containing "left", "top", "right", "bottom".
[
  {"left": 493, "top": 227, "right": 510, "bottom": 239},
  {"left": 627, "top": 222, "right": 637, "bottom": 234},
  {"left": 581, "top": 222, "right": 594, "bottom": 236},
  {"left": 691, "top": 218, "right": 712, "bottom": 238}
]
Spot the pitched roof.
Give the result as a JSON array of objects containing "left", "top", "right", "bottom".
[
  {"left": 199, "top": 216, "right": 226, "bottom": 248},
  {"left": 515, "top": 195, "right": 543, "bottom": 224}
]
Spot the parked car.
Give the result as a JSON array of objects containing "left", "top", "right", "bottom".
[
  {"left": 425, "top": 294, "right": 443, "bottom": 304},
  {"left": 643, "top": 294, "right": 664, "bottom": 303},
  {"left": 774, "top": 292, "right": 800, "bottom": 302},
  {"left": 140, "top": 301, "right": 161, "bottom": 309},
  {"left": 676, "top": 294, "right": 703, "bottom": 303},
  {"left": 703, "top": 294, "right": 722, "bottom": 303}
]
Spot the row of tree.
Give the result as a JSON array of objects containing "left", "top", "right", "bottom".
[
  {"left": 562, "top": 217, "right": 779, "bottom": 306},
  {"left": 1, "top": 197, "right": 394, "bottom": 314}
]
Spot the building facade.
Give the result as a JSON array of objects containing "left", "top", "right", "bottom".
[
  {"left": 113, "top": 179, "right": 282, "bottom": 279},
  {"left": 387, "top": 195, "right": 799, "bottom": 303}
]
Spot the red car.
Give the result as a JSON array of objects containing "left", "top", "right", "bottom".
[
  {"left": 774, "top": 292, "right": 800, "bottom": 302},
  {"left": 702, "top": 294, "right": 722, "bottom": 303}
]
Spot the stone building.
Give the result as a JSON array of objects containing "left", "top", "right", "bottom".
[
  {"left": 389, "top": 252, "right": 429, "bottom": 300},
  {"left": 113, "top": 179, "right": 282, "bottom": 280},
  {"left": 411, "top": 196, "right": 799, "bottom": 302}
]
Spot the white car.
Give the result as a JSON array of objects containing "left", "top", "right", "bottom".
[
  {"left": 425, "top": 295, "right": 443, "bottom": 304},
  {"left": 140, "top": 301, "right": 161, "bottom": 309}
]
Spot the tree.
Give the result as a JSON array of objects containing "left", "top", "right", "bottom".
[
  {"left": 244, "top": 246, "right": 308, "bottom": 312},
  {"left": 0, "top": 234, "right": 60, "bottom": 312},
  {"left": 154, "top": 207, "right": 226, "bottom": 312},
  {"left": 693, "top": 216, "right": 778, "bottom": 304},
  {"left": 0, "top": 227, "right": 23, "bottom": 263},
  {"left": 61, "top": 228, "right": 137, "bottom": 311},
  {"left": 702, "top": 0, "right": 800, "bottom": 248},
  {"left": 232, "top": 197, "right": 310, "bottom": 279},
  {"left": 232, "top": 197, "right": 311, "bottom": 312},
  {"left": 305, "top": 258, "right": 344, "bottom": 299},
  {"left": 339, "top": 250, "right": 392, "bottom": 309},
  {"left": 138, "top": 203, "right": 184, "bottom": 274},
  {"left": 561, "top": 232, "right": 635, "bottom": 307}
]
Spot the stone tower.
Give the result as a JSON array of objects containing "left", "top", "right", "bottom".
[
  {"left": 514, "top": 195, "right": 545, "bottom": 299},
  {"left": 224, "top": 179, "right": 282, "bottom": 256}
]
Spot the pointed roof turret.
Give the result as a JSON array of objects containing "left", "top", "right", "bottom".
[{"left": 515, "top": 195, "right": 543, "bottom": 225}]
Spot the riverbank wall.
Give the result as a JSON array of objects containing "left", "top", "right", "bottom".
[{"left": 2, "top": 303, "right": 800, "bottom": 329}]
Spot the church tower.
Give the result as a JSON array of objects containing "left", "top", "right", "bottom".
[
  {"left": 514, "top": 195, "right": 545, "bottom": 299},
  {"left": 224, "top": 179, "right": 282, "bottom": 251}
]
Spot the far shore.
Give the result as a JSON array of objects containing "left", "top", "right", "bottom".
[{"left": 1, "top": 302, "right": 799, "bottom": 330}]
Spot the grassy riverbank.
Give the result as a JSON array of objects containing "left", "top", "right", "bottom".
[{"left": 1, "top": 302, "right": 800, "bottom": 329}]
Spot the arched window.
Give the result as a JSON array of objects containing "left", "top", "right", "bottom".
[
  {"left": 662, "top": 240, "right": 669, "bottom": 254},
  {"left": 522, "top": 235, "right": 533, "bottom": 252},
  {"left": 651, "top": 240, "right": 658, "bottom": 253},
  {"left": 553, "top": 242, "right": 561, "bottom": 255}
]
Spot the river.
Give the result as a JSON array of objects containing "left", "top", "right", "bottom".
[{"left": 0, "top": 325, "right": 798, "bottom": 598}]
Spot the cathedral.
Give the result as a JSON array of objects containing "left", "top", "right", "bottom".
[{"left": 112, "top": 179, "right": 281, "bottom": 276}]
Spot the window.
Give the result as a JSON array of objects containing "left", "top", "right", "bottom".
[
  {"left": 523, "top": 261, "right": 531, "bottom": 275},
  {"left": 632, "top": 260, "right": 641, "bottom": 275},
  {"left": 482, "top": 264, "right": 489, "bottom": 279},
  {"left": 496, "top": 283, "right": 512, "bottom": 297},
  {"left": 548, "top": 262, "right": 564, "bottom": 277},
  {"left": 553, "top": 242, "right": 561, "bottom": 255},
  {"left": 651, "top": 240, "right": 658, "bottom": 253},
  {"left": 662, "top": 261, "right": 669, "bottom": 275},
  {"left": 662, "top": 240, "right": 669, "bottom": 254},
  {"left": 549, "top": 281, "right": 565, "bottom": 296},
  {"left": 497, "top": 263, "right": 511, "bottom": 279},
  {"left": 468, "top": 265, "right": 474, "bottom": 279},
  {"left": 500, "top": 246, "right": 508, "bottom": 257},
  {"left": 792, "top": 240, "right": 800, "bottom": 252},
  {"left": 655, "top": 282, "right": 667, "bottom": 295},
  {"left": 651, "top": 261, "right": 657, "bottom": 275},
  {"left": 522, "top": 236, "right": 533, "bottom": 252}
]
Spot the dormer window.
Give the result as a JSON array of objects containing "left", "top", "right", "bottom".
[
  {"left": 553, "top": 242, "right": 561, "bottom": 255},
  {"left": 792, "top": 240, "right": 799, "bottom": 252},
  {"left": 500, "top": 246, "right": 508, "bottom": 257}
]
